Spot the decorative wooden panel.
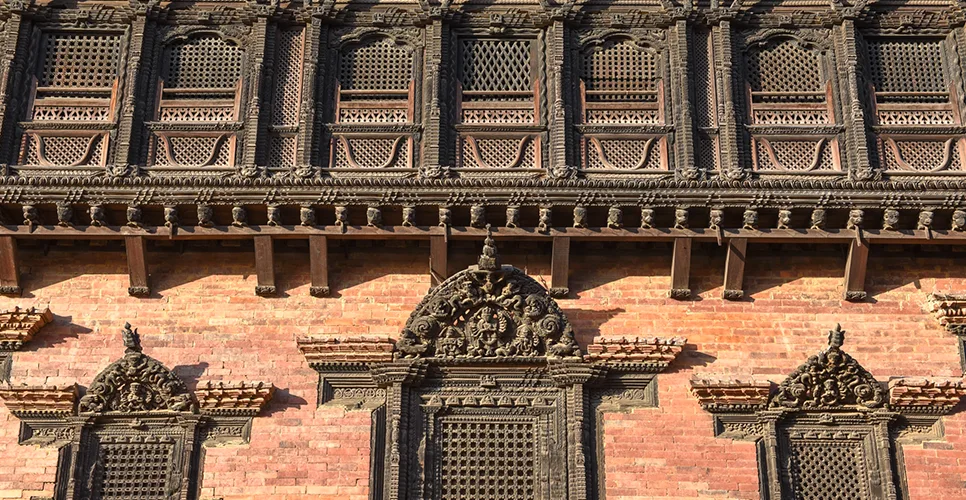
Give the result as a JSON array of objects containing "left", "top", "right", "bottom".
[{"left": 268, "top": 27, "right": 305, "bottom": 170}]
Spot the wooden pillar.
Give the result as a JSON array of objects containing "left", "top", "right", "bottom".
[
  {"left": 715, "top": 20, "right": 743, "bottom": 180},
  {"left": 297, "top": 13, "right": 324, "bottom": 165},
  {"left": 722, "top": 238, "right": 747, "bottom": 300},
  {"left": 421, "top": 15, "right": 450, "bottom": 171},
  {"left": 0, "top": 236, "right": 20, "bottom": 295},
  {"left": 254, "top": 235, "right": 276, "bottom": 296},
  {"left": 0, "top": 6, "right": 28, "bottom": 161},
  {"left": 430, "top": 235, "right": 448, "bottom": 287},
  {"left": 550, "top": 236, "right": 570, "bottom": 298},
  {"left": 240, "top": 15, "right": 270, "bottom": 168},
  {"left": 309, "top": 235, "right": 330, "bottom": 297},
  {"left": 669, "top": 238, "right": 692, "bottom": 300},
  {"left": 844, "top": 240, "right": 869, "bottom": 301},
  {"left": 834, "top": 20, "right": 874, "bottom": 179},
  {"left": 124, "top": 236, "right": 150, "bottom": 297},
  {"left": 546, "top": 18, "right": 568, "bottom": 174},
  {"left": 112, "top": 7, "right": 154, "bottom": 165}
]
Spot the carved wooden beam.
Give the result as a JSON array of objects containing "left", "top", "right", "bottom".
[
  {"left": 124, "top": 236, "right": 150, "bottom": 297},
  {"left": 0, "top": 384, "right": 77, "bottom": 418},
  {"left": 585, "top": 337, "right": 687, "bottom": 372},
  {"left": 0, "top": 307, "right": 53, "bottom": 351},
  {"left": 723, "top": 238, "right": 748, "bottom": 300},
  {"left": 309, "top": 234, "right": 330, "bottom": 297},
  {"left": 0, "top": 236, "right": 20, "bottom": 295},
  {"left": 669, "top": 238, "right": 692, "bottom": 300},
  {"left": 550, "top": 236, "right": 570, "bottom": 298},
  {"left": 844, "top": 240, "right": 869, "bottom": 301},
  {"left": 253, "top": 235, "right": 276, "bottom": 296},
  {"left": 430, "top": 234, "right": 448, "bottom": 287},
  {"left": 297, "top": 336, "right": 396, "bottom": 366},
  {"left": 927, "top": 294, "right": 966, "bottom": 373},
  {"left": 889, "top": 378, "right": 966, "bottom": 415},
  {"left": 689, "top": 379, "right": 773, "bottom": 413}
]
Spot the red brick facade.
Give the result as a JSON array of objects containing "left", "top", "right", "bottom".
[{"left": 1, "top": 241, "right": 965, "bottom": 499}]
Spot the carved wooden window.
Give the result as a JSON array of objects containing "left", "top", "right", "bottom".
[
  {"left": 299, "top": 235, "right": 685, "bottom": 500},
  {"left": 148, "top": 33, "right": 244, "bottom": 171},
  {"left": 691, "top": 28, "right": 719, "bottom": 172},
  {"left": 455, "top": 36, "right": 541, "bottom": 173},
  {"left": 329, "top": 33, "right": 417, "bottom": 173},
  {"left": 691, "top": 325, "right": 966, "bottom": 500},
  {"left": 0, "top": 323, "right": 273, "bottom": 500},
  {"left": 267, "top": 26, "right": 305, "bottom": 170},
  {"left": 577, "top": 32, "right": 670, "bottom": 174},
  {"left": 18, "top": 31, "right": 123, "bottom": 169},
  {"left": 864, "top": 37, "right": 965, "bottom": 173},
  {"left": 742, "top": 33, "right": 841, "bottom": 173}
]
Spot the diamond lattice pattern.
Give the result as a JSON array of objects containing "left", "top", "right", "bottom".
[
  {"left": 783, "top": 439, "right": 870, "bottom": 500},
  {"left": 460, "top": 40, "right": 532, "bottom": 92},
  {"left": 747, "top": 39, "right": 823, "bottom": 93},
  {"left": 867, "top": 39, "right": 946, "bottom": 94},
  {"left": 439, "top": 418, "right": 536, "bottom": 500}
]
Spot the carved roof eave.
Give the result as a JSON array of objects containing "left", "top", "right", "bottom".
[
  {"left": 0, "top": 384, "right": 77, "bottom": 418},
  {"left": 195, "top": 381, "right": 275, "bottom": 416},
  {"left": 0, "top": 307, "right": 53, "bottom": 351}
]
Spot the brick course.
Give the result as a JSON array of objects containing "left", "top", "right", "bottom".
[{"left": 1, "top": 241, "right": 964, "bottom": 499}]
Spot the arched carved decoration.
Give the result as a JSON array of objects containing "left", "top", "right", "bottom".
[
  {"left": 326, "top": 29, "right": 421, "bottom": 174},
  {"left": 299, "top": 232, "right": 686, "bottom": 500},
  {"left": 740, "top": 30, "right": 844, "bottom": 173},
  {"left": 690, "top": 325, "right": 966, "bottom": 500},
  {"left": 0, "top": 323, "right": 274, "bottom": 500}
]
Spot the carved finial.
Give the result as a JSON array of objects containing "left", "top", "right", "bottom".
[
  {"left": 478, "top": 224, "right": 500, "bottom": 271},
  {"left": 122, "top": 322, "right": 142, "bottom": 354},
  {"left": 828, "top": 324, "right": 845, "bottom": 349}
]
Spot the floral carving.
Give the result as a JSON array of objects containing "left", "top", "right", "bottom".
[
  {"left": 78, "top": 323, "right": 195, "bottom": 414},
  {"left": 397, "top": 230, "right": 579, "bottom": 360},
  {"left": 770, "top": 325, "right": 885, "bottom": 410}
]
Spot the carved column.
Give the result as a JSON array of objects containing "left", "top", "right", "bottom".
[
  {"left": 669, "top": 19, "right": 696, "bottom": 178},
  {"left": 546, "top": 18, "right": 568, "bottom": 176},
  {"left": 0, "top": 5, "right": 29, "bottom": 162},
  {"left": 714, "top": 19, "right": 742, "bottom": 178},
  {"left": 834, "top": 20, "right": 874, "bottom": 180},
  {"left": 420, "top": 13, "right": 450, "bottom": 172},
  {"left": 240, "top": 12, "right": 270, "bottom": 168},
  {"left": 112, "top": 6, "right": 155, "bottom": 168}
]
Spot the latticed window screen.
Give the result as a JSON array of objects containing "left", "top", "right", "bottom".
[
  {"left": 747, "top": 39, "right": 823, "bottom": 93},
  {"left": 339, "top": 38, "right": 413, "bottom": 91},
  {"left": 459, "top": 39, "right": 532, "bottom": 92},
  {"left": 581, "top": 40, "right": 657, "bottom": 95},
  {"left": 271, "top": 28, "right": 304, "bottom": 126},
  {"left": 867, "top": 39, "right": 946, "bottom": 94},
  {"left": 38, "top": 33, "right": 121, "bottom": 88},
  {"left": 163, "top": 35, "right": 243, "bottom": 89},
  {"left": 438, "top": 418, "right": 536, "bottom": 500},
  {"left": 779, "top": 437, "right": 871, "bottom": 500},
  {"left": 91, "top": 441, "right": 173, "bottom": 500}
]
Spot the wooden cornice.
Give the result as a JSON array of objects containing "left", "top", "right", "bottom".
[
  {"left": 585, "top": 336, "right": 687, "bottom": 367},
  {"left": 297, "top": 336, "right": 397, "bottom": 366},
  {"left": 929, "top": 294, "right": 966, "bottom": 335},
  {"left": 195, "top": 381, "right": 275, "bottom": 416},
  {"left": 888, "top": 378, "right": 966, "bottom": 415},
  {"left": 0, "top": 384, "right": 77, "bottom": 417},
  {"left": 689, "top": 379, "right": 773, "bottom": 413},
  {"left": 0, "top": 307, "right": 53, "bottom": 351}
]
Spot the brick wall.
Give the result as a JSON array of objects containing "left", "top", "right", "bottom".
[{"left": 1, "top": 240, "right": 964, "bottom": 499}]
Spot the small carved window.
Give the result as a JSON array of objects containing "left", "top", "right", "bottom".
[
  {"left": 438, "top": 418, "right": 537, "bottom": 500},
  {"left": 460, "top": 39, "right": 532, "bottom": 93},
  {"left": 267, "top": 27, "right": 305, "bottom": 169},
  {"left": 779, "top": 431, "right": 872, "bottom": 498},
  {"left": 745, "top": 37, "right": 830, "bottom": 125},
  {"left": 151, "top": 34, "right": 243, "bottom": 168},
  {"left": 582, "top": 40, "right": 658, "bottom": 96},
  {"left": 17, "top": 31, "right": 122, "bottom": 167},
  {"left": 334, "top": 36, "right": 414, "bottom": 125}
]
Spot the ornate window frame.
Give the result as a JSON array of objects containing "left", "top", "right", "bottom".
[
  {"left": 690, "top": 325, "right": 966, "bottom": 500},
  {"left": 0, "top": 323, "right": 274, "bottom": 500},
  {"left": 299, "top": 233, "right": 685, "bottom": 500}
]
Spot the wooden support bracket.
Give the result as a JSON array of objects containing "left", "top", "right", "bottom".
[
  {"left": 0, "top": 236, "right": 20, "bottom": 296},
  {"left": 253, "top": 235, "right": 276, "bottom": 297},
  {"left": 124, "top": 236, "right": 150, "bottom": 297},
  {"left": 669, "top": 238, "right": 692, "bottom": 300},
  {"left": 723, "top": 238, "right": 748, "bottom": 300},
  {"left": 844, "top": 240, "right": 869, "bottom": 302},
  {"left": 550, "top": 236, "right": 571, "bottom": 298},
  {"left": 309, "top": 235, "right": 330, "bottom": 297},
  {"left": 430, "top": 235, "right": 448, "bottom": 288}
]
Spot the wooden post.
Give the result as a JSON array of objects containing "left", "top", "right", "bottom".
[
  {"left": 670, "top": 238, "right": 692, "bottom": 300},
  {"left": 254, "top": 235, "right": 276, "bottom": 296},
  {"left": 550, "top": 236, "right": 570, "bottom": 298},
  {"left": 844, "top": 240, "right": 869, "bottom": 301},
  {"left": 124, "top": 236, "right": 150, "bottom": 297},
  {"left": 430, "top": 235, "right": 448, "bottom": 287},
  {"left": 723, "top": 238, "right": 748, "bottom": 300},
  {"left": 309, "top": 235, "right": 330, "bottom": 297},
  {"left": 0, "top": 236, "right": 20, "bottom": 295}
]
